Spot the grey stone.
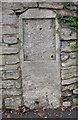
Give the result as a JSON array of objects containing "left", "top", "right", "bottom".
[
  {"left": 61, "top": 66, "right": 77, "bottom": 75},
  {"left": 62, "top": 90, "right": 72, "bottom": 97},
  {"left": 63, "top": 101, "right": 71, "bottom": 107},
  {"left": 2, "top": 25, "right": 17, "bottom": 35},
  {"left": 2, "top": 14, "right": 17, "bottom": 25},
  {"left": 0, "top": 71, "right": 2, "bottom": 79},
  {"left": 23, "top": 19, "right": 56, "bottom": 61},
  {"left": 73, "top": 98, "right": 78, "bottom": 105},
  {"left": 22, "top": 2, "right": 37, "bottom": 8},
  {"left": 0, "top": 55, "right": 5, "bottom": 65},
  {"left": 2, "top": 80, "right": 21, "bottom": 89},
  {"left": 62, "top": 77, "right": 77, "bottom": 85},
  {"left": 73, "top": 89, "right": 78, "bottom": 94},
  {"left": 3, "top": 70, "right": 20, "bottom": 80},
  {"left": 2, "top": 9, "right": 14, "bottom": 15},
  {"left": 61, "top": 53, "right": 69, "bottom": 62},
  {"left": 2, "top": 2, "right": 23, "bottom": 10},
  {"left": 61, "top": 65, "right": 78, "bottom": 80},
  {"left": 4, "top": 64, "right": 19, "bottom": 71},
  {"left": 5, "top": 55, "right": 19, "bottom": 64},
  {"left": 5, "top": 96, "right": 22, "bottom": 108},
  {"left": 62, "top": 84, "right": 76, "bottom": 91},
  {"left": 62, "top": 59, "right": 77, "bottom": 67},
  {"left": 69, "top": 52, "right": 76, "bottom": 59},
  {"left": 39, "top": 2, "right": 63, "bottom": 9},
  {"left": 2, "top": 47, "right": 19, "bottom": 54},
  {"left": 60, "top": 28, "right": 76, "bottom": 40},
  {"left": 3, "top": 36, "right": 17, "bottom": 44},
  {"left": 3, "top": 88, "right": 22, "bottom": 96},
  {"left": 21, "top": 8, "right": 56, "bottom": 19},
  {"left": 62, "top": 71, "right": 77, "bottom": 80}
]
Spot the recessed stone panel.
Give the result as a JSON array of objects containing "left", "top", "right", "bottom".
[{"left": 23, "top": 19, "right": 56, "bottom": 61}]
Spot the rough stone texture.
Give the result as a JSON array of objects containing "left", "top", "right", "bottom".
[
  {"left": 63, "top": 101, "right": 71, "bottom": 107},
  {"left": 73, "top": 98, "right": 78, "bottom": 105},
  {"left": 60, "top": 28, "right": 76, "bottom": 40},
  {"left": 3, "top": 70, "right": 20, "bottom": 80},
  {"left": 2, "top": 5, "right": 23, "bottom": 109},
  {"left": 1, "top": 2, "right": 78, "bottom": 109},
  {"left": 4, "top": 96, "right": 22, "bottom": 108},
  {"left": 2, "top": 79, "right": 21, "bottom": 89},
  {"left": 39, "top": 2, "right": 63, "bottom": 9},
  {"left": 62, "top": 77, "right": 77, "bottom": 85},
  {"left": 3, "top": 36, "right": 18, "bottom": 44},
  {"left": 2, "top": 47, "right": 19, "bottom": 54},
  {"left": 5, "top": 55, "right": 19, "bottom": 64}
]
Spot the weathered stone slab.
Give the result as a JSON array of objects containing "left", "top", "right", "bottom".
[
  {"left": 23, "top": 19, "right": 56, "bottom": 61},
  {"left": 2, "top": 25, "right": 17, "bottom": 35},
  {"left": 63, "top": 101, "right": 71, "bottom": 107},
  {"left": 73, "top": 89, "right": 78, "bottom": 94},
  {"left": 60, "top": 28, "right": 76, "bottom": 40},
  {"left": 21, "top": 9, "right": 56, "bottom": 19},
  {"left": 2, "top": 14, "right": 17, "bottom": 24},
  {"left": 3, "top": 36, "right": 17, "bottom": 44},
  {"left": 4, "top": 64, "right": 19, "bottom": 71},
  {"left": 5, "top": 55, "right": 19, "bottom": 64},
  {"left": 73, "top": 98, "right": 78, "bottom": 105},
  {"left": 2, "top": 79, "right": 21, "bottom": 89},
  {"left": 62, "top": 72, "right": 77, "bottom": 80},
  {"left": 3, "top": 70, "right": 20, "bottom": 80},
  {"left": 62, "top": 66, "right": 77, "bottom": 75},
  {"left": 22, "top": 61, "right": 60, "bottom": 109},
  {"left": 69, "top": 52, "right": 76, "bottom": 59},
  {"left": 2, "top": 47, "right": 19, "bottom": 55},
  {"left": 62, "top": 84, "right": 77, "bottom": 91},
  {"left": 62, "top": 77, "right": 77, "bottom": 85},
  {"left": 5, "top": 96, "right": 22, "bottom": 108},
  {"left": 3, "top": 88, "right": 22, "bottom": 96},
  {"left": 39, "top": 2, "right": 63, "bottom": 9},
  {"left": 0, "top": 55, "right": 5, "bottom": 65},
  {"left": 62, "top": 59, "right": 77, "bottom": 67}
]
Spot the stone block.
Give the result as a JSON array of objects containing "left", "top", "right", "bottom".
[
  {"left": 62, "top": 90, "right": 72, "bottom": 97},
  {"left": 22, "top": 2, "right": 37, "bottom": 8},
  {"left": 62, "top": 70, "right": 77, "bottom": 80},
  {"left": 62, "top": 77, "right": 77, "bottom": 85},
  {"left": 73, "top": 98, "right": 78, "bottom": 105},
  {"left": 3, "top": 70, "right": 20, "bottom": 80},
  {"left": 61, "top": 52, "right": 70, "bottom": 62},
  {"left": 62, "top": 59, "right": 77, "bottom": 67},
  {"left": 2, "top": 47, "right": 19, "bottom": 55},
  {"left": 0, "top": 55, "right": 5, "bottom": 65},
  {"left": 63, "top": 101, "right": 71, "bottom": 107},
  {"left": 4, "top": 64, "right": 19, "bottom": 71},
  {"left": 2, "top": 14, "right": 17, "bottom": 25},
  {"left": 0, "top": 71, "right": 2, "bottom": 79},
  {"left": 61, "top": 41, "right": 76, "bottom": 52},
  {"left": 5, "top": 55, "right": 19, "bottom": 64},
  {"left": 5, "top": 96, "right": 22, "bottom": 108},
  {"left": 2, "top": 25, "right": 17, "bottom": 35},
  {"left": 62, "top": 84, "right": 76, "bottom": 91},
  {"left": 2, "top": 9, "right": 14, "bottom": 15},
  {"left": 3, "top": 36, "right": 17, "bottom": 44},
  {"left": 60, "top": 28, "right": 76, "bottom": 40},
  {"left": 2, "top": 79, "right": 21, "bottom": 89},
  {"left": 73, "top": 89, "right": 78, "bottom": 94},
  {"left": 69, "top": 52, "right": 76, "bottom": 59},
  {"left": 3, "top": 88, "right": 22, "bottom": 96},
  {"left": 2, "top": 2, "right": 23, "bottom": 10},
  {"left": 39, "top": 2, "right": 63, "bottom": 9}
]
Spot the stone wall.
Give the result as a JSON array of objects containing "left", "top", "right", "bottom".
[{"left": 1, "top": 2, "right": 78, "bottom": 109}]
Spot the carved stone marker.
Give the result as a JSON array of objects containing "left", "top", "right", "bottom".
[{"left": 19, "top": 9, "right": 61, "bottom": 109}]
